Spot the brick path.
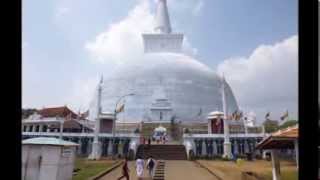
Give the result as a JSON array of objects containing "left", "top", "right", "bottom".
[{"left": 99, "top": 160, "right": 219, "bottom": 180}]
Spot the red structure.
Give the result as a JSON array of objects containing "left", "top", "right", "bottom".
[{"left": 211, "top": 118, "right": 224, "bottom": 134}]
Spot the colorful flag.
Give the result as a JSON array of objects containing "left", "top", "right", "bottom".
[
  {"left": 265, "top": 112, "right": 270, "bottom": 120},
  {"left": 280, "top": 110, "right": 289, "bottom": 121},
  {"left": 239, "top": 111, "right": 243, "bottom": 119},
  {"left": 232, "top": 110, "right": 237, "bottom": 120},
  {"left": 197, "top": 108, "right": 202, "bottom": 116},
  {"left": 116, "top": 103, "right": 125, "bottom": 113}
]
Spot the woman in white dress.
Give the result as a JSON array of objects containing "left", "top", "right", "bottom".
[{"left": 135, "top": 156, "right": 144, "bottom": 179}]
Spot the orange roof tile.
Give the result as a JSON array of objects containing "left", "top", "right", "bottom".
[
  {"left": 256, "top": 125, "right": 298, "bottom": 149},
  {"left": 38, "top": 106, "right": 78, "bottom": 119}
]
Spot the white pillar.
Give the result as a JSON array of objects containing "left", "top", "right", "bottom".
[
  {"left": 234, "top": 140, "right": 238, "bottom": 155},
  {"left": 59, "top": 120, "right": 64, "bottom": 140},
  {"left": 119, "top": 139, "right": 124, "bottom": 156},
  {"left": 89, "top": 78, "right": 103, "bottom": 160},
  {"left": 221, "top": 75, "right": 231, "bottom": 159},
  {"left": 262, "top": 125, "right": 266, "bottom": 135},
  {"left": 39, "top": 124, "right": 43, "bottom": 133},
  {"left": 47, "top": 125, "right": 50, "bottom": 132},
  {"left": 108, "top": 139, "right": 113, "bottom": 155},
  {"left": 31, "top": 125, "right": 35, "bottom": 132},
  {"left": 271, "top": 150, "right": 281, "bottom": 180},
  {"left": 223, "top": 118, "right": 231, "bottom": 158},
  {"left": 244, "top": 125, "right": 248, "bottom": 134},
  {"left": 208, "top": 120, "right": 212, "bottom": 134},
  {"left": 213, "top": 140, "right": 217, "bottom": 155},
  {"left": 244, "top": 140, "right": 249, "bottom": 153},
  {"left": 77, "top": 139, "right": 82, "bottom": 155},
  {"left": 294, "top": 140, "right": 298, "bottom": 169},
  {"left": 202, "top": 140, "right": 206, "bottom": 155}
]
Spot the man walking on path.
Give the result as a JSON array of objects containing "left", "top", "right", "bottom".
[
  {"left": 135, "top": 156, "right": 144, "bottom": 180},
  {"left": 117, "top": 157, "right": 130, "bottom": 180},
  {"left": 147, "top": 156, "right": 156, "bottom": 178}
]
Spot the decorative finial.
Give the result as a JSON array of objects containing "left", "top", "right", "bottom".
[{"left": 99, "top": 75, "right": 104, "bottom": 84}]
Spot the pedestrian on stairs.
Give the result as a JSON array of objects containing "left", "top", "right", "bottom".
[
  {"left": 135, "top": 156, "right": 144, "bottom": 180},
  {"left": 148, "top": 137, "right": 151, "bottom": 148},
  {"left": 147, "top": 156, "right": 156, "bottom": 178},
  {"left": 117, "top": 157, "right": 130, "bottom": 180}
]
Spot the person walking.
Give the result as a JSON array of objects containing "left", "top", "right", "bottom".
[
  {"left": 135, "top": 156, "right": 144, "bottom": 180},
  {"left": 146, "top": 156, "right": 156, "bottom": 178},
  {"left": 117, "top": 157, "right": 130, "bottom": 180}
]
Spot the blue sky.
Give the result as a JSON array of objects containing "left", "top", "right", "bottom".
[{"left": 23, "top": 0, "right": 298, "bottom": 123}]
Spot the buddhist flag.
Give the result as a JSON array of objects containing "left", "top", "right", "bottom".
[
  {"left": 197, "top": 108, "right": 202, "bottom": 116},
  {"left": 237, "top": 111, "right": 243, "bottom": 120},
  {"left": 116, "top": 103, "right": 125, "bottom": 113},
  {"left": 280, "top": 110, "right": 289, "bottom": 121},
  {"left": 265, "top": 112, "right": 270, "bottom": 120},
  {"left": 231, "top": 110, "right": 237, "bottom": 120}
]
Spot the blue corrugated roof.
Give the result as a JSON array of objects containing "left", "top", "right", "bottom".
[{"left": 22, "top": 137, "right": 79, "bottom": 146}]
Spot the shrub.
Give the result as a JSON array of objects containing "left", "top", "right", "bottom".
[{"left": 134, "top": 128, "right": 140, "bottom": 134}]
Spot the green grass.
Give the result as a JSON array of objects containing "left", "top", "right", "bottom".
[
  {"left": 72, "top": 158, "right": 115, "bottom": 180},
  {"left": 263, "top": 169, "right": 298, "bottom": 180}
]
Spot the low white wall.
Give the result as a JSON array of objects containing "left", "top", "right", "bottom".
[{"left": 22, "top": 145, "right": 76, "bottom": 180}]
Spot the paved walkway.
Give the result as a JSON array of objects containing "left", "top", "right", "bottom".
[
  {"left": 165, "top": 160, "right": 219, "bottom": 180},
  {"left": 99, "top": 160, "right": 219, "bottom": 180}
]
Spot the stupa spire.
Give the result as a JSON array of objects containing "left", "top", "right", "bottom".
[
  {"left": 154, "top": 0, "right": 172, "bottom": 34},
  {"left": 142, "top": 0, "right": 183, "bottom": 53}
]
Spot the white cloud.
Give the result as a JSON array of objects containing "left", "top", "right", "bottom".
[
  {"left": 55, "top": 7, "right": 70, "bottom": 18},
  {"left": 168, "top": 0, "right": 204, "bottom": 17},
  {"left": 192, "top": 1, "right": 204, "bottom": 16},
  {"left": 65, "top": 76, "right": 99, "bottom": 112},
  {"left": 85, "top": 0, "right": 197, "bottom": 64},
  {"left": 217, "top": 35, "right": 298, "bottom": 122}
]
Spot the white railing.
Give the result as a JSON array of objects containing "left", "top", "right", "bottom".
[
  {"left": 22, "top": 132, "right": 140, "bottom": 138},
  {"left": 183, "top": 133, "right": 267, "bottom": 138}
]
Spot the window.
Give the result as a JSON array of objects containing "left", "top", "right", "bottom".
[
  {"left": 43, "top": 125, "right": 47, "bottom": 132},
  {"left": 35, "top": 125, "right": 40, "bottom": 132}
]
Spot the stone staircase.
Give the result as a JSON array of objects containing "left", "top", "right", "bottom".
[
  {"left": 136, "top": 145, "right": 187, "bottom": 160},
  {"left": 153, "top": 160, "right": 165, "bottom": 180}
]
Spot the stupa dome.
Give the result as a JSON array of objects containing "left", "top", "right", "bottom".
[
  {"left": 89, "top": 52, "right": 239, "bottom": 123},
  {"left": 88, "top": 0, "right": 239, "bottom": 123}
]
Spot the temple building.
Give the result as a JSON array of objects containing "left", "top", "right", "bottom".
[{"left": 22, "top": 0, "right": 289, "bottom": 160}]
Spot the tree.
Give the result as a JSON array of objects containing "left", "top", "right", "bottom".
[
  {"left": 22, "top": 108, "right": 38, "bottom": 119},
  {"left": 278, "top": 120, "right": 298, "bottom": 130},
  {"left": 263, "top": 119, "right": 279, "bottom": 133}
]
